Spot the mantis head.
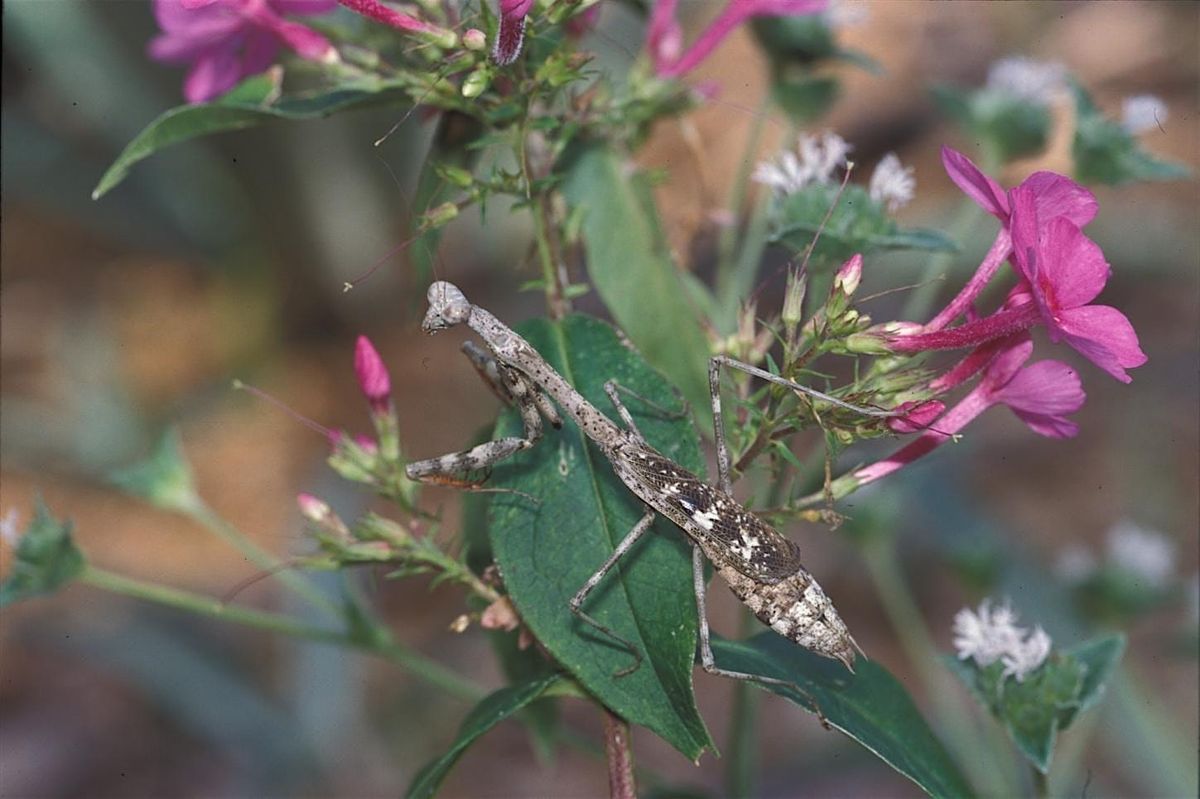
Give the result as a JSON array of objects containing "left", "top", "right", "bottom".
[{"left": 423, "top": 281, "right": 472, "bottom": 333}]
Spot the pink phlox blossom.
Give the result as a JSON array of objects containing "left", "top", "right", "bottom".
[
  {"left": 354, "top": 335, "right": 392, "bottom": 413},
  {"left": 648, "top": 0, "right": 827, "bottom": 79},
  {"left": 854, "top": 336, "right": 1084, "bottom": 486},
  {"left": 149, "top": 0, "right": 337, "bottom": 103},
  {"left": 493, "top": 0, "right": 536, "bottom": 65},
  {"left": 923, "top": 147, "right": 1097, "bottom": 332},
  {"left": 1008, "top": 186, "right": 1147, "bottom": 383}
]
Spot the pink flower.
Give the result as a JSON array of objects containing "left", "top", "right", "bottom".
[
  {"left": 337, "top": 0, "right": 456, "bottom": 46},
  {"left": 354, "top": 335, "right": 392, "bottom": 414},
  {"left": 149, "top": 0, "right": 337, "bottom": 104},
  {"left": 1008, "top": 186, "right": 1148, "bottom": 383},
  {"left": 924, "top": 147, "right": 1098, "bottom": 332},
  {"left": 854, "top": 336, "right": 1085, "bottom": 485},
  {"left": 648, "top": 0, "right": 827, "bottom": 79},
  {"left": 493, "top": 0, "right": 535, "bottom": 66}
]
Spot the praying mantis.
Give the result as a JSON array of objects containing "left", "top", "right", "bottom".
[{"left": 406, "top": 281, "right": 896, "bottom": 687}]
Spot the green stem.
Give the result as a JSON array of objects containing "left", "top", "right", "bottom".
[
  {"left": 80, "top": 566, "right": 485, "bottom": 701},
  {"left": 532, "top": 191, "right": 568, "bottom": 320},
  {"left": 861, "top": 541, "right": 1017, "bottom": 796},
  {"left": 184, "top": 499, "right": 343, "bottom": 621}
]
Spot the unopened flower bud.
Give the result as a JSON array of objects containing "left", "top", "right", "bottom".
[
  {"left": 782, "top": 270, "right": 807, "bottom": 327},
  {"left": 886, "top": 400, "right": 945, "bottom": 434},
  {"left": 834, "top": 254, "right": 863, "bottom": 297},
  {"left": 297, "top": 492, "right": 332, "bottom": 523},
  {"left": 462, "top": 28, "right": 487, "bottom": 51},
  {"left": 422, "top": 201, "right": 460, "bottom": 229},
  {"left": 354, "top": 335, "right": 392, "bottom": 415},
  {"left": 461, "top": 67, "right": 491, "bottom": 98}
]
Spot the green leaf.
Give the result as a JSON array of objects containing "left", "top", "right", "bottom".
[
  {"left": 560, "top": 144, "right": 712, "bottom": 428},
  {"left": 488, "top": 315, "right": 712, "bottom": 760},
  {"left": 93, "top": 74, "right": 413, "bottom": 199},
  {"left": 1071, "top": 83, "right": 1190, "bottom": 186},
  {"left": 406, "top": 673, "right": 564, "bottom": 799},
  {"left": 110, "top": 428, "right": 200, "bottom": 512},
  {"left": 1060, "top": 633, "right": 1125, "bottom": 725},
  {"left": 0, "top": 499, "right": 85, "bottom": 607},
  {"left": 996, "top": 657, "right": 1085, "bottom": 772},
  {"left": 772, "top": 184, "right": 957, "bottom": 265},
  {"left": 713, "top": 634, "right": 975, "bottom": 799}
]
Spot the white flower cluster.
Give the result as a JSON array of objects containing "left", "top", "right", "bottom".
[
  {"left": 754, "top": 133, "right": 916, "bottom": 212},
  {"left": 953, "top": 599, "right": 1052, "bottom": 682},
  {"left": 0, "top": 507, "right": 19, "bottom": 547},
  {"left": 1121, "top": 94, "right": 1169, "bottom": 135},
  {"left": 1055, "top": 520, "right": 1175, "bottom": 589},
  {"left": 868, "top": 153, "right": 915, "bottom": 212},
  {"left": 753, "top": 131, "right": 852, "bottom": 196},
  {"left": 985, "top": 56, "right": 1066, "bottom": 106}
]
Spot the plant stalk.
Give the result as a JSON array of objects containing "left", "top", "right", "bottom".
[{"left": 602, "top": 707, "right": 636, "bottom": 799}]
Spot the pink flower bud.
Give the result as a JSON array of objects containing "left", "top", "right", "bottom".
[
  {"left": 462, "top": 28, "right": 487, "bottom": 51},
  {"left": 297, "top": 492, "right": 332, "bottom": 522},
  {"left": 886, "top": 400, "right": 945, "bottom": 434},
  {"left": 833, "top": 254, "right": 863, "bottom": 296},
  {"left": 354, "top": 335, "right": 391, "bottom": 414}
]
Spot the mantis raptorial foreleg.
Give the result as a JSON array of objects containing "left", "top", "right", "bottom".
[{"left": 406, "top": 341, "right": 560, "bottom": 488}]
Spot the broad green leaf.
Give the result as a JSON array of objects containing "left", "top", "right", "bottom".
[
  {"left": 0, "top": 499, "right": 85, "bottom": 607},
  {"left": 713, "top": 634, "right": 975, "bottom": 799},
  {"left": 110, "top": 428, "right": 200, "bottom": 512},
  {"left": 406, "top": 673, "right": 563, "bottom": 799},
  {"left": 463, "top": 483, "right": 561, "bottom": 762},
  {"left": 488, "top": 315, "right": 712, "bottom": 760},
  {"left": 560, "top": 144, "right": 712, "bottom": 427},
  {"left": 93, "top": 74, "right": 414, "bottom": 199}
]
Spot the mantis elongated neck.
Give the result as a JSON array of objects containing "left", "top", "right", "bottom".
[{"left": 467, "top": 308, "right": 626, "bottom": 449}]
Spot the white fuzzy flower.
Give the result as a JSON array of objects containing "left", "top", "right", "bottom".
[
  {"left": 1055, "top": 544, "right": 1098, "bottom": 582},
  {"left": 1121, "top": 94, "right": 1169, "bottom": 135},
  {"left": 953, "top": 599, "right": 1052, "bottom": 682},
  {"left": 753, "top": 132, "right": 852, "bottom": 197},
  {"left": 868, "top": 153, "right": 915, "bottom": 212},
  {"left": 1002, "top": 626, "right": 1053, "bottom": 682},
  {"left": 985, "top": 56, "right": 1066, "bottom": 106},
  {"left": 753, "top": 150, "right": 809, "bottom": 195},
  {"left": 1106, "top": 520, "right": 1173, "bottom": 587}
]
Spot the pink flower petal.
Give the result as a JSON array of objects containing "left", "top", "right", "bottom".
[
  {"left": 272, "top": 0, "right": 338, "bottom": 14},
  {"left": 268, "top": 16, "right": 334, "bottom": 59},
  {"left": 1038, "top": 217, "right": 1111, "bottom": 310},
  {"left": 980, "top": 337, "right": 1034, "bottom": 390},
  {"left": 1019, "top": 171, "right": 1098, "bottom": 228},
  {"left": 183, "top": 42, "right": 248, "bottom": 103},
  {"left": 941, "top": 146, "right": 1009, "bottom": 220},
  {"left": 1057, "top": 305, "right": 1148, "bottom": 383},
  {"left": 994, "top": 360, "right": 1085, "bottom": 438}
]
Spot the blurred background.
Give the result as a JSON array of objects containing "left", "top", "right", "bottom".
[{"left": 2, "top": 1, "right": 1196, "bottom": 797}]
